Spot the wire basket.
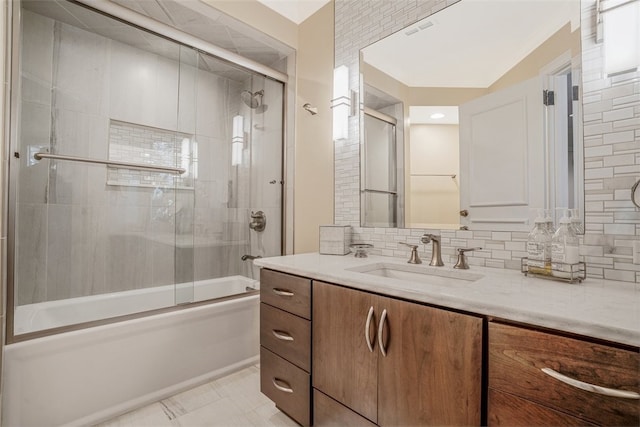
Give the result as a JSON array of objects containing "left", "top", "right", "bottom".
[{"left": 521, "top": 257, "right": 586, "bottom": 284}]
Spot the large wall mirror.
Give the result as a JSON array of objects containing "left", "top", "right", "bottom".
[{"left": 360, "top": 0, "right": 584, "bottom": 232}]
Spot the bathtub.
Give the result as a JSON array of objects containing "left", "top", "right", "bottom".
[
  {"left": 14, "top": 275, "right": 259, "bottom": 334},
  {"left": 2, "top": 276, "right": 260, "bottom": 427}
]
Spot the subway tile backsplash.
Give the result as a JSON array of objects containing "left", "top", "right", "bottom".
[{"left": 334, "top": 0, "right": 639, "bottom": 284}]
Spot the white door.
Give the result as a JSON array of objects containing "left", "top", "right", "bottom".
[{"left": 459, "top": 77, "right": 544, "bottom": 231}]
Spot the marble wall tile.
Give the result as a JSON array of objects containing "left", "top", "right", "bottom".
[
  {"left": 46, "top": 205, "right": 107, "bottom": 300},
  {"left": 53, "top": 22, "right": 108, "bottom": 116},
  {"left": 108, "top": 41, "right": 179, "bottom": 131},
  {"left": 21, "top": 11, "right": 54, "bottom": 92},
  {"left": 16, "top": 203, "right": 47, "bottom": 305}
]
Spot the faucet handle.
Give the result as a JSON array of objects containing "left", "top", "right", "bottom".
[
  {"left": 453, "top": 247, "right": 482, "bottom": 269},
  {"left": 399, "top": 242, "right": 422, "bottom": 264}
]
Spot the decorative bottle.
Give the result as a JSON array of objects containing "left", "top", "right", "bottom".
[
  {"left": 551, "top": 210, "right": 580, "bottom": 279},
  {"left": 527, "top": 213, "right": 552, "bottom": 276}
]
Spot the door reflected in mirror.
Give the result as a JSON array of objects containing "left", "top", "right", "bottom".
[{"left": 360, "top": 0, "right": 583, "bottom": 232}]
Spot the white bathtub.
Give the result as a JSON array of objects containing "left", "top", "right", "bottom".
[
  {"left": 2, "top": 276, "right": 260, "bottom": 427},
  {"left": 14, "top": 275, "right": 259, "bottom": 334}
]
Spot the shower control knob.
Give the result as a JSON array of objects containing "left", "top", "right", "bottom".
[{"left": 249, "top": 210, "right": 266, "bottom": 232}]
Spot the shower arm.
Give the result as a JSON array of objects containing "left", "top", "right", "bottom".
[{"left": 33, "top": 152, "right": 187, "bottom": 175}]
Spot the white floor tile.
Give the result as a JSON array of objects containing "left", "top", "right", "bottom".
[{"left": 96, "top": 365, "right": 295, "bottom": 427}]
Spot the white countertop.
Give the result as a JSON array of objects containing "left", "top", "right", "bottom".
[{"left": 255, "top": 253, "right": 640, "bottom": 347}]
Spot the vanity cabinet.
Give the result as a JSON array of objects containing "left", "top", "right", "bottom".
[
  {"left": 312, "top": 280, "right": 483, "bottom": 426},
  {"left": 488, "top": 322, "right": 640, "bottom": 426},
  {"left": 260, "top": 269, "right": 312, "bottom": 426}
]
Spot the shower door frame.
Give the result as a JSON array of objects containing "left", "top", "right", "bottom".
[{"left": 3, "top": 0, "right": 290, "bottom": 344}]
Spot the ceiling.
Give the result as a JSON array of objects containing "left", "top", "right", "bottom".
[
  {"left": 362, "top": 0, "right": 581, "bottom": 88},
  {"left": 256, "top": 0, "right": 331, "bottom": 24}
]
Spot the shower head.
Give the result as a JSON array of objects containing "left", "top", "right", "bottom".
[{"left": 241, "top": 90, "right": 264, "bottom": 109}]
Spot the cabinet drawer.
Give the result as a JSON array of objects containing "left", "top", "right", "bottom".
[
  {"left": 260, "top": 347, "right": 311, "bottom": 426},
  {"left": 260, "top": 303, "right": 311, "bottom": 371},
  {"left": 488, "top": 388, "right": 595, "bottom": 426},
  {"left": 489, "top": 322, "right": 640, "bottom": 426},
  {"left": 260, "top": 269, "right": 311, "bottom": 319}
]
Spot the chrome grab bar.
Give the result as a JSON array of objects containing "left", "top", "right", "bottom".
[
  {"left": 377, "top": 308, "right": 388, "bottom": 357},
  {"left": 365, "top": 306, "right": 375, "bottom": 352},
  {"left": 33, "top": 152, "right": 187, "bottom": 175},
  {"left": 541, "top": 368, "right": 640, "bottom": 399}
]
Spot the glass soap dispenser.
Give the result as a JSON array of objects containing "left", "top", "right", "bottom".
[
  {"left": 551, "top": 209, "right": 580, "bottom": 279},
  {"left": 527, "top": 210, "right": 552, "bottom": 276}
]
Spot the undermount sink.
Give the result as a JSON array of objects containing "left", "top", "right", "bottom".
[{"left": 348, "top": 263, "right": 483, "bottom": 287}]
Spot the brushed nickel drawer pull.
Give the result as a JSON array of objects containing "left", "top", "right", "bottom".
[
  {"left": 272, "top": 330, "right": 294, "bottom": 341},
  {"left": 377, "top": 308, "right": 388, "bottom": 357},
  {"left": 272, "top": 288, "right": 294, "bottom": 297},
  {"left": 365, "top": 306, "right": 374, "bottom": 352},
  {"left": 541, "top": 368, "right": 640, "bottom": 399},
  {"left": 272, "top": 378, "right": 294, "bottom": 393}
]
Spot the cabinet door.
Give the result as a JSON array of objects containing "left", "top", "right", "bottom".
[
  {"left": 312, "top": 281, "right": 378, "bottom": 423},
  {"left": 377, "top": 296, "right": 483, "bottom": 426}
]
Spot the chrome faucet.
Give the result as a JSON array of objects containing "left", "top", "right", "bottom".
[
  {"left": 241, "top": 254, "right": 262, "bottom": 261},
  {"left": 420, "top": 234, "right": 444, "bottom": 266},
  {"left": 398, "top": 242, "right": 421, "bottom": 264}
]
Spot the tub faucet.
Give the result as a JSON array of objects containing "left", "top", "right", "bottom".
[
  {"left": 420, "top": 234, "right": 444, "bottom": 266},
  {"left": 241, "top": 254, "right": 262, "bottom": 261}
]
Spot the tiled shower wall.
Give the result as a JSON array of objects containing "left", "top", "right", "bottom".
[{"left": 334, "top": 0, "right": 639, "bottom": 284}]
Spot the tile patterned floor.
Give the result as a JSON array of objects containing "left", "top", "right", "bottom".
[{"left": 96, "top": 365, "right": 298, "bottom": 427}]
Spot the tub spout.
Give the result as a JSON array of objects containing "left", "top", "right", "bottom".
[{"left": 241, "top": 254, "right": 262, "bottom": 261}]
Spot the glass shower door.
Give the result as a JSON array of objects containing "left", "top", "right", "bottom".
[{"left": 361, "top": 114, "right": 398, "bottom": 227}]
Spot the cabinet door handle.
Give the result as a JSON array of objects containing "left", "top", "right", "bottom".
[
  {"left": 364, "top": 306, "right": 375, "bottom": 352},
  {"left": 272, "top": 288, "right": 294, "bottom": 297},
  {"left": 541, "top": 368, "right": 640, "bottom": 399},
  {"left": 272, "top": 378, "right": 294, "bottom": 393},
  {"left": 272, "top": 330, "right": 294, "bottom": 341},
  {"left": 377, "top": 308, "right": 388, "bottom": 357}
]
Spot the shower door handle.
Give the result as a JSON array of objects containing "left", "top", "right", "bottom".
[{"left": 272, "top": 288, "right": 294, "bottom": 297}]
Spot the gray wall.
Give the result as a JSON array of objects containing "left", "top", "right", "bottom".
[{"left": 334, "top": 0, "right": 639, "bottom": 283}]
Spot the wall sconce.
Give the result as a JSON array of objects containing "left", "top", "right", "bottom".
[
  {"left": 331, "top": 65, "right": 356, "bottom": 140},
  {"left": 597, "top": 0, "right": 640, "bottom": 76},
  {"left": 231, "top": 115, "right": 243, "bottom": 166}
]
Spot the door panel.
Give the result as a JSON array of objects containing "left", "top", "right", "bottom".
[
  {"left": 312, "top": 281, "right": 378, "bottom": 423},
  {"left": 377, "top": 296, "right": 483, "bottom": 426},
  {"left": 460, "top": 77, "right": 544, "bottom": 231}
]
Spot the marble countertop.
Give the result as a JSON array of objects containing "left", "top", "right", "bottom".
[{"left": 255, "top": 253, "right": 640, "bottom": 347}]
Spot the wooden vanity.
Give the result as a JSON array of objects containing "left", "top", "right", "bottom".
[{"left": 258, "top": 257, "right": 640, "bottom": 426}]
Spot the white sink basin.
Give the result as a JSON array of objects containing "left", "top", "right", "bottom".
[{"left": 348, "top": 263, "right": 483, "bottom": 287}]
